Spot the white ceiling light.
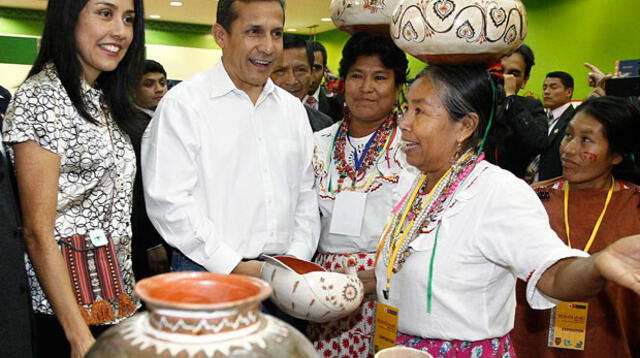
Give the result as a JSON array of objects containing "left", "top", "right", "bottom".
[
  {"left": 169, "top": 1, "right": 183, "bottom": 6},
  {"left": 321, "top": 18, "right": 332, "bottom": 22},
  {"left": 287, "top": 28, "right": 297, "bottom": 32},
  {"left": 149, "top": 14, "right": 161, "bottom": 19}
]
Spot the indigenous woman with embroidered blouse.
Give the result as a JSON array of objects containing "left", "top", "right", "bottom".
[
  {"left": 355, "top": 65, "right": 640, "bottom": 358},
  {"left": 512, "top": 97, "right": 640, "bottom": 357},
  {"left": 308, "top": 32, "right": 408, "bottom": 358},
  {"left": 1, "top": 0, "right": 144, "bottom": 357}
]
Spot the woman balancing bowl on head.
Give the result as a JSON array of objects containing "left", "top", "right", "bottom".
[
  {"left": 2, "top": 0, "right": 145, "bottom": 356},
  {"left": 308, "top": 32, "right": 408, "bottom": 358},
  {"left": 355, "top": 66, "right": 640, "bottom": 357},
  {"left": 512, "top": 96, "right": 640, "bottom": 358}
]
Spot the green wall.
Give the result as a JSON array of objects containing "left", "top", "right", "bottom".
[{"left": 315, "top": 0, "right": 640, "bottom": 99}]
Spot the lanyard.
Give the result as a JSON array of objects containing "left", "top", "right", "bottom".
[
  {"left": 375, "top": 169, "right": 451, "bottom": 298},
  {"left": 348, "top": 127, "right": 380, "bottom": 172},
  {"left": 563, "top": 177, "right": 614, "bottom": 253}
]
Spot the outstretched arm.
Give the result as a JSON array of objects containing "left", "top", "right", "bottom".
[{"left": 537, "top": 234, "right": 640, "bottom": 300}]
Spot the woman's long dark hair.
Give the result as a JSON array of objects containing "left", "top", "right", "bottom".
[
  {"left": 574, "top": 96, "right": 640, "bottom": 185},
  {"left": 29, "top": 0, "right": 145, "bottom": 127},
  {"left": 415, "top": 65, "right": 508, "bottom": 151}
]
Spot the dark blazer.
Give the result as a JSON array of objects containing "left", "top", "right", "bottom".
[
  {"left": 0, "top": 147, "right": 34, "bottom": 357},
  {"left": 485, "top": 95, "right": 548, "bottom": 179},
  {"left": 539, "top": 104, "right": 575, "bottom": 181},
  {"left": 317, "top": 86, "right": 343, "bottom": 123},
  {"left": 119, "top": 110, "right": 170, "bottom": 280},
  {"left": 304, "top": 105, "right": 333, "bottom": 133}
]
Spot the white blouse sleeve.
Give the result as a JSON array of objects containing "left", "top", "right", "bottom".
[{"left": 474, "top": 172, "right": 588, "bottom": 309}]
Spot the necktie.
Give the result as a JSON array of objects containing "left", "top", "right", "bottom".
[{"left": 306, "top": 96, "right": 318, "bottom": 110}]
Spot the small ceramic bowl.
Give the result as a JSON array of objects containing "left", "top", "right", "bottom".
[
  {"left": 375, "top": 346, "right": 434, "bottom": 358},
  {"left": 260, "top": 255, "right": 364, "bottom": 323}
]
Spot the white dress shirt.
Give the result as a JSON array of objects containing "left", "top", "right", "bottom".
[
  {"left": 376, "top": 161, "right": 588, "bottom": 341},
  {"left": 141, "top": 60, "right": 321, "bottom": 274},
  {"left": 547, "top": 102, "right": 573, "bottom": 134}
]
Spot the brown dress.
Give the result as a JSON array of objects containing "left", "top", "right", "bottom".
[{"left": 512, "top": 178, "right": 640, "bottom": 358}]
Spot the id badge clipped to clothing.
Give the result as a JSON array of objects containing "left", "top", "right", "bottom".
[
  {"left": 329, "top": 191, "right": 367, "bottom": 237},
  {"left": 548, "top": 301, "right": 589, "bottom": 351},
  {"left": 88, "top": 229, "right": 109, "bottom": 247},
  {"left": 373, "top": 302, "right": 399, "bottom": 354}
]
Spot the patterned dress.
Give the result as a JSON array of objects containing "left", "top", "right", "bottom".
[
  {"left": 309, "top": 116, "right": 405, "bottom": 358},
  {"left": 2, "top": 63, "right": 139, "bottom": 324}
]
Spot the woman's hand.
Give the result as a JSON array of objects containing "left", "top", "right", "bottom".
[
  {"left": 68, "top": 327, "right": 95, "bottom": 358},
  {"left": 593, "top": 234, "right": 640, "bottom": 295},
  {"left": 357, "top": 269, "right": 377, "bottom": 295}
]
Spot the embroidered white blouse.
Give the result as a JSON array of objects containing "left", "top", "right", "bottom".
[
  {"left": 313, "top": 121, "right": 405, "bottom": 253},
  {"left": 375, "top": 161, "right": 588, "bottom": 341},
  {"left": 141, "top": 60, "right": 320, "bottom": 274},
  {"left": 2, "top": 63, "right": 138, "bottom": 320}
]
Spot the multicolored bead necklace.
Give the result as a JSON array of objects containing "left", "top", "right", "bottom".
[
  {"left": 331, "top": 112, "right": 397, "bottom": 189},
  {"left": 375, "top": 149, "right": 484, "bottom": 310}
]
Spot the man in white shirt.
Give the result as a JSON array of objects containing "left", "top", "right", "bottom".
[{"left": 141, "top": 0, "right": 320, "bottom": 278}]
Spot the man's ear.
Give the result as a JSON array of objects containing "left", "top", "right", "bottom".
[
  {"left": 212, "top": 24, "right": 227, "bottom": 49},
  {"left": 521, "top": 74, "right": 530, "bottom": 90}
]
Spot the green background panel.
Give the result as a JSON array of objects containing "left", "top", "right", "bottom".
[{"left": 0, "top": 36, "right": 37, "bottom": 64}]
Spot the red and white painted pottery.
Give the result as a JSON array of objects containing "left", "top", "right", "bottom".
[
  {"left": 260, "top": 255, "right": 364, "bottom": 323},
  {"left": 375, "top": 346, "right": 434, "bottom": 358},
  {"left": 86, "top": 272, "right": 319, "bottom": 358},
  {"left": 330, "top": 0, "right": 402, "bottom": 34},
  {"left": 390, "top": 0, "right": 527, "bottom": 64}
]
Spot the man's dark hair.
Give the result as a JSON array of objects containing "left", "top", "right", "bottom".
[
  {"left": 513, "top": 44, "right": 535, "bottom": 78},
  {"left": 217, "top": 0, "right": 285, "bottom": 32},
  {"left": 29, "top": 0, "right": 145, "bottom": 128},
  {"left": 546, "top": 71, "right": 574, "bottom": 89},
  {"left": 282, "top": 34, "right": 313, "bottom": 67},
  {"left": 143, "top": 59, "right": 167, "bottom": 77},
  {"left": 339, "top": 32, "right": 408, "bottom": 86},
  {"left": 308, "top": 40, "right": 327, "bottom": 67}
]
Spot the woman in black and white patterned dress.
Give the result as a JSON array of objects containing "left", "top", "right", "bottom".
[{"left": 2, "top": 0, "right": 145, "bottom": 357}]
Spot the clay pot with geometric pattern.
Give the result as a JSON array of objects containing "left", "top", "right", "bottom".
[
  {"left": 390, "top": 0, "right": 527, "bottom": 64},
  {"left": 86, "top": 272, "right": 319, "bottom": 358},
  {"left": 260, "top": 255, "right": 364, "bottom": 323},
  {"left": 330, "top": 0, "right": 402, "bottom": 34}
]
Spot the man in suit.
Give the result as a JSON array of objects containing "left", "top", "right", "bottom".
[
  {"left": 271, "top": 34, "right": 332, "bottom": 132},
  {"left": 125, "top": 60, "right": 171, "bottom": 281},
  {"left": 538, "top": 71, "right": 575, "bottom": 181},
  {"left": 306, "top": 40, "right": 343, "bottom": 122},
  {"left": 486, "top": 44, "right": 548, "bottom": 179},
  {"left": 0, "top": 85, "right": 35, "bottom": 357}
]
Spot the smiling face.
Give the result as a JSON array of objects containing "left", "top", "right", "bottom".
[
  {"left": 271, "top": 47, "right": 312, "bottom": 100},
  {"left": 560, "top": 111, "right": 622, "bottom": 190},
  {"left": 133, "top": 72, "right": 167, "bottom": 109},
  {"left": 344, "top": 55, "right": 399, "bottom": 124},
  {"left": 399, "top": 77, "right": 476, "bottom": 177},
  {"left": 543, "top": 77, "right": 573, "bottom": 110},
  {"left": 212, "top": 1, "right": 284, "bottom": 100},
  {"left": 75, "top": 0, "right": 135, "bottom": 86}
]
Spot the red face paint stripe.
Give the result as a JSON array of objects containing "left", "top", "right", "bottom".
[{"left": 581, "top": 152, "right": 598, "bottom": 161}]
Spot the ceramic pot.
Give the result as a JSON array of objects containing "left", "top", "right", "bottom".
[
  {"left": 375, "top": 346, "right": 434, "bottom": 358},
  {"left": 260, "top": 255, "right": 364, "bottom": 323},
  {"left": 86, "top": 272, "right": 319, "bottom": 358},
  {"left": 330, "top": 0, "right": 402, "bottom": 34},
  {"left": 390, "top": 0, "right": 527, "bottom": 64}
]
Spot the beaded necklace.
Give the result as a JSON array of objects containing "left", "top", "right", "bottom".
[
  {"left": 374, "top": 150, "right": 484, "bottom": 310},
  {"left": 331, "top": 112, "right": 396, "bottom": 189}
]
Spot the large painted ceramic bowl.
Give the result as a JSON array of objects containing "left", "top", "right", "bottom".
[
  {"left": 260, "top": 255, "right": 364, "bottom": 323},
  {"left": 330, "top": 0, "right": 402, "bottom": 34},
  {"left": 375, "top": 347, "right": 434, "bottom": 357},
  {"left": 390, "top": 0, "right": 527, "bottom": 64}
]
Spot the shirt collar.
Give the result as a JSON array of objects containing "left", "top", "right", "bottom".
[
  {"left": 550, "top": 102, "right": 572, "bottom": 121},
  {"left": 312, "top": 85, "right": 321, "bottom": 101},
  {"left": 134, "top": 104, "right": 155, "bottom": 117},
  {"left": 209, "top": 59, "right": 278, "bottom": 102}
]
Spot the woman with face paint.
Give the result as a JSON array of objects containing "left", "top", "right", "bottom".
[{"left": 512, "top": 96, "right": 640, "bottom": 358}]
